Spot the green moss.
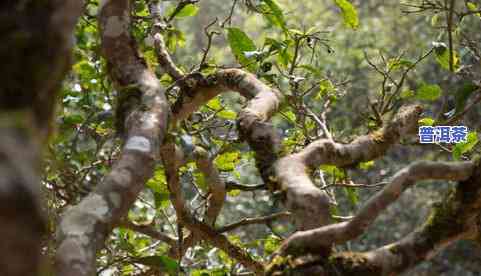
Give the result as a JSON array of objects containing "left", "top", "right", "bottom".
[
  {"left": 266, "top": 255, "right": 327, "bottom": 276},
  {"left": 423, "top": 189, "right": 461, "bottom": 242},
  {"left": 325, "top": 252, "right": 382, "bottom": 275}
]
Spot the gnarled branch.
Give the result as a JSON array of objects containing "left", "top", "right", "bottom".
[
  {"left": 160, "top": 141, "right": 264, "bottom": 274},
  {"left": 278, "top": 161, "right": 474, "bottom": 256},
  {"left": 55, "top": 0, "right": 170, "bottom": 275},
  {"left": 267, "top": 159, "right": 481, "bottom": 275},
  {"left": 275, "top": 105, "right": 422, "bottom": 231}
]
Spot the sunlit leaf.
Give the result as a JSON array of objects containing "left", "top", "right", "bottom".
[
  {"left": 388, "top": 59, "right": 414, "bottom": 71},
  {"left": 217, "top": 110, "right": 237, "bottom": 120},
  {"left": 228, "top": 189, "right": 241, "bottom": 197},
  {"left": 320, "top": 165, "right": 345, "bottom": 180},
  {"left": 467, "top": 2, "right": 481, "bottom": 18},
  {"left": 344, "top": 187, "right": 359, "bottom": 206},
  {"left": 415, "top": 83, "right": 442, "bottom": 101},
  {"left": 167, "top": 4, "right": 199, "bottom": 19},
  {"left": 207, "top": 98, "right": 222, "bottom": 111},
  {"left": 134, "top": 255, "right": 179, "bottom": 274},
  {"left": 264, "top": 235, "right": 282, "bottom": 255},
  {"left": 333, "top": 0, "right": 359, "bottom": 29},
  {"left": 453, "top": 132, "right": 478, "bottom": 160},
  {"left": 400, "top": 89, "right": 415, "bottom": 99},
  {"left": 418, "top": 117, "right": 435, "bottom": 126},
  {"left": 432, "top": 41, "right": 460, "bottom": 71},
  {"left": 214, "top": 151, "right": 240, "bottom": 171},
  {"left": 359, "top": 160, "right": 375, "bottom": 170},
  {"left": 226, "top": 28, "right": 257, "bottom": 71},
  {"left": 259, "top": 0, "right": 287, "bottom": 31}
]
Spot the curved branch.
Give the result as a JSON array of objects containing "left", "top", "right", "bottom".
[
  {"left": 172, "top": 69, "right": 283, "bottom": 189},
  {"left": 226, "top": 181, "right": 267, "bottom": 191},
  {"left": 148, "top": 1, "right": 184, "bottom": 80},
  {"left": 217, "top": 212, "right": 291, "bottom": 233},
  {"left": 275, "top": 105, "right": 422, "bottom": 230},
  {"left": 193, "top": 147, "right": 226, "bottom": 226},
  {"left": 118, "top": 220, "right": 176, "bottom": 247},
  {"left": 160, "top": 141, "right": 264, "bottom": 274},
  {"left": 279, "top": 161, "right": 475, "bottom": 256},
  {"left": 267, "top": 159, "right": 481, "bottom": 275},
  {"left": 171, "top": 71, "right": 422, "bottom": 233},
  {"left": 55, "top": 0, "right": 170, "bottom": 275}
]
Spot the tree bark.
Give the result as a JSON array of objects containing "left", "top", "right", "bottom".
[{"left": 0, "top": 0, "right": 83, "bottom": 275}]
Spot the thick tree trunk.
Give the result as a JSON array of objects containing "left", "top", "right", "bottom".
[{"left": 0, "top": 1, "right": 82, "bottom": 275}]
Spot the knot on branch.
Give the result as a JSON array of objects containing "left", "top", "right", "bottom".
[
  {"left": 115, "top": 86, "right": 143, "bottom": 136},
  {"left": 382, "top": 105, "right": 423, "bottom": 141},
  {"left": 177, "top": 72, "right": 208, "bottom": 95},
  {"left": 237, "top": 112, "right": 280, "bottom": 189}
]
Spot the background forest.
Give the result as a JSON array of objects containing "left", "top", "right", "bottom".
[{"left": 2, "top": 0, "right": 481, "bottom": 275}]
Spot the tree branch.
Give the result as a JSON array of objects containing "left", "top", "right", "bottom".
[
  {"left": 193, "top": 147, "right": 226, "bottom": 226},
  {"left": 217, "top": 212, "right": 291, "bottom": 233},
  {"left": 55, "top": 0, "right": 170, "bottom": 275},
  {"left": 118, "top": 220, "right": 176, "bottom": 247},
  {"left": 278, "top": 161, "right": 475, "bottom": 257},
  {"left": 274, "top": 105, "right": 423, "bottom": 230},
  {"left": 267, "top": 159, "right": 481, "bottom": 275},
  {"left": 148, "top": 1, "right": 184, "bottom": 80},
  {"left": 160, "top": 140, "right": 264, "bottom": 274}
]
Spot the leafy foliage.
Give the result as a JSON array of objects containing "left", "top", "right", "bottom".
[
  {"left": 40, "top": 0, "right": 481, "bottom": 275},
  {"left": 333, "top": 0, "right": 359, "bottom": 29},
  {"left": 226, "top": 27, "right": 257, "bottom": 71}
]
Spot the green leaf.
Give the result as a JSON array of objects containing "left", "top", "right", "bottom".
[
  {"left": 192, "top": 269, "right": 229, "bottom": 276},
  {"left": 453, "top": 132, "right": 478, "bottom": 160},
  {"left": 343, "top": 187, "right": 359, "bottom": 206},
  {"left": 63, "top": 113, "right": 84, "bottom": 125},
  {"left": 432, "top": 42, "right": 460, "bottom": 71},
  {"left": 431, "top": 14, "right": 440, "bottom": 26},
  {"left": 167, "top": 4, "right": 199, "bottom": 19},
  {"left": 226, "top": 28, "right": 257, "bottom": 71},
  {"left": 193, "top": 170, "right": 208, "bottom": 191},
  {"left": 415, "top": 84, "right": 442, "bottom": 101},
  {"left": 73, "top": 60, "right": 96, "bottom": 81},
  {"left": 206, "top": 98, "right": 222, "bottom": 111},
  {"left": 259, "top": 0, "right": 287, "bottom": 31},
  {"left": 467, "top": 2, "right": 481, "bottom": 18},
  {"left": 264, "top": 235, "right": 282, "bottom": 255},
  {"left": 387, "top": 59, "right": 414, "bottom": 71},
  {"left": 320, "top": 165, "right": 345, "bottom": 180},
  {"left": 455, "top": 81, "right": 479, "bottom": 114},
  {"left": 284, "top": 110, "right": 296, "bottom": 122},
  {"left": 400, "top": 89, "right": 415, "bottom": 99},
  {"left": 192, "top": 269, "right": 228, "bottom": 276},
  {"left": 228, "top": 189, "right": 241, "bottom": 197},
  {"left": 146, "top": 169, "right": 170, "bottom": 209},
  {"left": 316, "top": 79, "right": 335, "bottom": 99},
  {"left": 165, "top": 28, "right": 186, "bottom": 52},
  {"left": 418, "top": 117, "right": 435, "bottom": 126},
  {"left": 214, "top": 151, "right": 240, "bottom": 171},
  {"left": 135, "top": 255, "right": 179, "bottom": 274},
  {"left": 217, "top": 110, "right": 237, "bottom": 120},
  {"left": 333, "top": 0, "right": 359, "bottom": 29},
  {"left": 359, "top": 160, "right": 375, "bottom": 170}
]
